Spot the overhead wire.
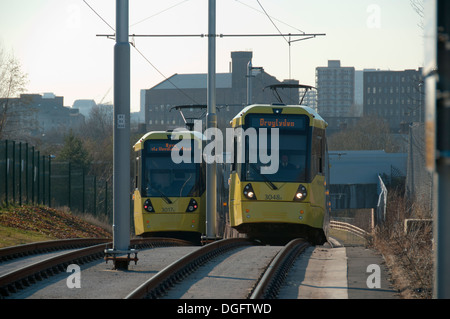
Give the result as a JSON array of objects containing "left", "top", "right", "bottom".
[
  {"left": 82, "top": 0, "right": 319, "bottom": 102},
  {"left": 255, "top": 0, "right": 290, "bottom": 44},
  {"left": 234, "top": 0, "right": 305, "bottom": 34},
  {"left": 81, "top": 0, "right": 200, "bottom": 105},
  {"left": 130, "top": 0, "right": 191, "bottom": 27},
  {"left": 82, "top": 0, "right": 115, "bottom": 32},
  {"left": 130, "top": 44, "right": 200, "bottom": 104}
]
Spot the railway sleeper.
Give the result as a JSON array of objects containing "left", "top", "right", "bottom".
[
  {"left": 21, "top": 278, "right": 30, "bottom": 288},
  {"left": 7, "top": 284, "right": 16, "bottom": 295},
  {"left": 27, "top": 275, "right": 36, "bottom": 284},
  {"left": 0, "top": 287, "right": 9, "bottom": 297}
]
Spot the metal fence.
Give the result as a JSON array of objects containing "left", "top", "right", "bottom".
[
  {"left": 377, "top": 175, "right": 387, "bottom": 224},
  {"left": 0, "top": 140, "right": 112, "bottom": 222},
  {"left": 405, "top": 123, "right": 434, "bottom": 215}
]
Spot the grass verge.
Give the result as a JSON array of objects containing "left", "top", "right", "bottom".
[{"left": 0, "top": 204, "right": 111, "bottom": 248}]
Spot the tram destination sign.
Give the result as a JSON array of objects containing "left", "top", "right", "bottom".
[
  {"left": 247, "top": 114, "right": 307, "bottom": 130},
  {"left": 145, "top": 140, "right": 192, "bottom": 153}
]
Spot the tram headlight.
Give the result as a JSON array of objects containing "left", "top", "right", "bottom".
[
  {"left": 186, "top": 198, "right": 198, "bottom": 212},
  {"left": 243, "top": 183, "right": 257, "bottom": 200},
  {"left": 294, "top": 185, "right": 307, "bottom": 201},
  {"left": 144, "top": 199, "right": 155, "bottom": 212}
]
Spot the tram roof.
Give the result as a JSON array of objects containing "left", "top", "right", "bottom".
[
  {"left": 230, "top": 104, "right": 327, "bottom": 129},
  {"left": 133, "top": 130, "right": 205, "bottom": 151}
]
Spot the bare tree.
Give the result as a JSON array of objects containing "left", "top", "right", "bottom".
[
  {"left": 0, "top": 47, "right": 28, "bottom": 139},
  {"left": 329, "top": 115, "right": 402, "bottom": 153},
  {"left": 80, "top": 104, "right": 113, "bottom": 142},
  {"left": 79, "top": 104, "right": 114, "bottom": 178}
]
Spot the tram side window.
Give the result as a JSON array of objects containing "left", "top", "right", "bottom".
[
  {"left": 232, "top": 136, "right": 237, "bottom": 172},
  {"left": 312, "top": 129, "right": 325, "bottom": 176},
  {"left": 135, "top": 154, "right": 141, "bottom": 190}
]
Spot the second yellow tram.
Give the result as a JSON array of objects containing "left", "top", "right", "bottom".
[{"left": 133, "top": 131, "right": 206, "bottom": 243}]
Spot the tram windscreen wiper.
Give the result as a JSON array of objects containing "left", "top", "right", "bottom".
[
  {"left": 151, "top": 186, "right": 173, "bottom": 204},
  {"left": 249, "top": 163, "right": 278, "bottom": 190}
]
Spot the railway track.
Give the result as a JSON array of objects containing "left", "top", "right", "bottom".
[
  {"left": 0, "top": 238, "right": 111, "bottom": 262},
  {"left": 250, "top": 238, "right": 310, "bottom": 299},
  {"left": 126, "top": 238, "right": 253, "bottom": 299},
  {"left": 0, "top": 237, "right": 191, "bottom": 298},
  {"left": 127, "top": 238, "right": 309, "bottom": 299},
  {"left": 1, "top": 237, "right": 310, "bottom": 299}
]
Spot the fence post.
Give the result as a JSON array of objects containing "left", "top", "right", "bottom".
[
  {"left": 82, "top": 166, "right": 85, "bottom": 213},
  {"left": 12, "top": 141, "right": 15, "bottom": 204},
  {"left": 31, "top": 146, "right": 35, "bottom": 204},
  {"left": 68, "top": 162, "right": 71, "bottom": 210},
  {"left": 42, "top": 155, "right": 45, "bottom": 206},
  {"left": 19, "top": 142, "right": 22, "bottom": 206},
  {"left": 4, "top": 140, "right": 8, "bottom": 206},
  {"left": 105, "top": 180, "right": 108, "bottom": 216},
  {"left": 25, "top": 143, "right": 29, "bottom": 204},
  {"left": 93, "top": 176, "right": 97, "bottom": 216},
  {"left": 48, "top": 155, "right": 51, "bottom": 207},
  {"left": 36, "top": 151, "right": 39, "bottom": 204}
]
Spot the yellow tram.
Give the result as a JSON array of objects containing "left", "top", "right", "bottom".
[
  {"left": 228, "top": 104, "right": 329, "bottom": 244},
  {"left": 133, "top": 130, "right": 205, "bottom": 243}
]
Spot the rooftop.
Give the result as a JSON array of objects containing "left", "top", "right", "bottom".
[{"left": 151, "top": 73, "right": 232, "bottom": 90}]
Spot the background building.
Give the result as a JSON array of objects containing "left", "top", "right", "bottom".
[
  {"left": 143, "top": 51, "right": 300, "bottom": 132},
  {"left": 316, "top": 60, "right": 355, "bottom": 118},
  {"left": 0, "top": 93, "right": 84, "bottom": 140},
  {"left": 72, "top": 99, "right": 96, "bottom": 117},
  {"left": 363, "top": 68, "right": 424, "bottom": 133}
]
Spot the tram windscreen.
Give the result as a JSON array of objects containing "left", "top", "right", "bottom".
[
  {"left": 142, "top": 139, "right": 203, "bottom": 197},
  {"left": 243, "top": 114, "right": 309, "bottom": 183}
]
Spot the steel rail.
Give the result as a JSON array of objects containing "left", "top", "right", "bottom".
[
  {"left": 0, "top": 243, "right": 107, "bottom": 297},
  {"left": 249, "top": 238, "right": 310, "bottom": 299},
  {"left": 125, "top": 238, "right": 253, "bottom": 299},
  {"left": 0, "top": 238, "right": 191, "bottom": 298},
  {"left": 0, "top": 238, "right": 111, "bottom": 262}
]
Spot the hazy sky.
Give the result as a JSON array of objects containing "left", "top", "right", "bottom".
[{"left": 0, "top": 0, "right": 424, "bottom": 112}]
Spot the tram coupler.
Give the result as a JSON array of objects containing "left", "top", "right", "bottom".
[{"left": 104, "top": 248, "right": 139, "bottom": 270}]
